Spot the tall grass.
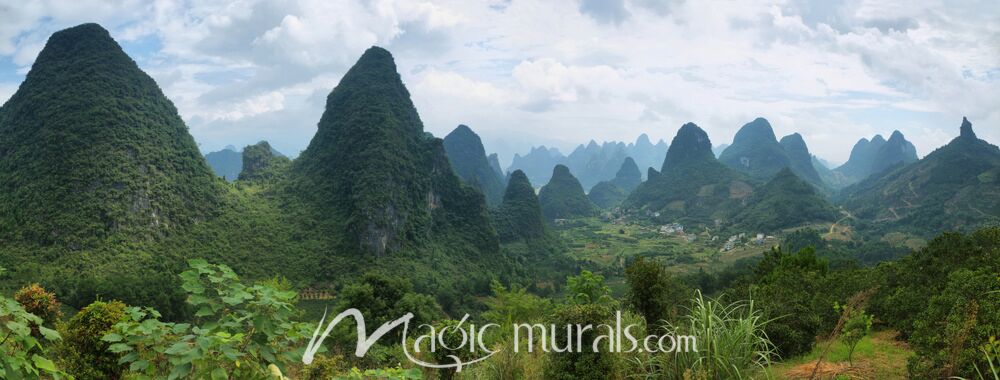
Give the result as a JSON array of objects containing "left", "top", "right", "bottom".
[{"left": 647, "top": 290, "right": 777, "bottom": 379}]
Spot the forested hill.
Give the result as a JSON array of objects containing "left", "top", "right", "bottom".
[
  {"left": 626, "top": 123, "right": 753, "bottom": 225},
  {"left": 287, "top": 46, "right": 498, "bottom": 257},
  {"left": 443, "top": 124, "right": 506, "bottom": 206},
  {"left": 838, "top": 118, "right": 1000, "bottom": 235},
  {"left": 0, "top": 23, "right": 224, "bottom": 247}
]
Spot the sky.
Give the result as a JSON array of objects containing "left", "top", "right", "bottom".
[{"left": 0, "top": 0, "right": 997, "bottom": 167}]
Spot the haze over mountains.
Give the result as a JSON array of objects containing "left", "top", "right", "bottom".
[
  {"left": 1, "top": 23, "right": 998, "bottom": 319},
  {"left": 508, "top": 134, "right": 668, "bottom": 189}
]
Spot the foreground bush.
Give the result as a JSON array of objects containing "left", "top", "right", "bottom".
[
  {"left": 57, "top": 300, "right": 128, "bottom": 379},
  {"left": 103, "top": 259, "right": 313, "bottom": 379}
]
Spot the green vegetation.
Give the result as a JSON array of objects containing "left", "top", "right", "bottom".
[
  {"left": 731, "top": 168, "right": 837, "bottom": 232},
  {"left": 626, "top": 122, "right": 753, "bottom": 226},
  {"left": 779, "top": 132, "right": 825, "bottom": 190},
  {"left": 718, "top": 118, "right": 791, "bottom": 180},
  {"left": 588, "top": 157, "right": 642, "bottom": 209},
  {"left": 839, "top": 118, "right": 1000, "bottom": 236},
  {"left": 0, "top": 23, "right": 224, "bottom": 247},
  {"left": 2, "top": 22, "right": 1000, "bottom": 380},
  {"left": 443, "top": 125, "right": 506, "bottom": 206},
  {"left": 239, "top": 141, "right": 291, "bottom": 183},
  {"left": 538, "top": 164, "right": 597, "bottom": 220}
]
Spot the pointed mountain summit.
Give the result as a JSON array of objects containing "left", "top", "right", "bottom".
[
  {"left": 662, "top": 122, "right": 717, "bottom": 171},
  {"left": 731, "top": 168, "right": 837, "bottom": 231},
  {"left": 834, "top": 134, "right": 893, "bottom": 183},
  {"left": 0, "top": 23, "right": 223, "bottom": 246},
  {"left": 588, "top": 157, "right": 643, "bottom": 209},
  {"left": 538, "top": 165, "right": 596, "bottom": 220},
  {"left": 959, "top": 116, "right": 976, "bottom": 139},
  {"left": 494, "top": 170, "right": 546, "bottom": 241},
  {"left": 290, "top": 46, "right": 496, "bottom": 256},
  {"left": 488, "top": 153, "right": 505, "bottom": 183},
  {"left": 610, "top": 157, "right": 642, "bottom": 192},
  {"left": 443, "top": 124, "right": 506, "bottom": 205},
  {"left": 869, "top": 130, "right": 918, "bottom": 175},
  {"left": 779, "top": 133, "right": 824, "bottom": 189},
  {"left": 719, "top": 118, "right": 791, "bottom": 179},
  {"left": 626, "top": 123, "right": 752, "bottom": 225},
  {"left": 839, "top": 118, "right": 1000, "bottom": 235}
]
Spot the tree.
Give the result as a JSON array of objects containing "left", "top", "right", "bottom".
[
  {"left": 624, "top": 257, "right": 689, "bottom": 328},
  {"left": 14, "top": 283, "right": 62, "bottom": 334},
  {"left": 835, "top": 303, "right": 873, "bottom": 365},
  {"left": 57, "top": 300, "right": 128, "bottom": 379},
  {"left": 565, "top": 270, "right": 616, "bottom": 309}
]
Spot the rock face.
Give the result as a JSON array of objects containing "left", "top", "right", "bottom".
[
  {"left": 494, "top": 170, "right": 546, "bottom": 241},
  {"left": 443, "top": 124, "right": 506, "bottom": 205},
  {"left": 290, "top": 46, "right": 497, "bottom": 256},
  {"left": 0, "top": 23, "right": 223, "bottom": 246},
  {"left": 538, "top": 164, "right": 597, "bottom": 220},
  {"left": 626, "top": 123, "right": 752, "bottom": 225},
  {"left": 488, "top": 153, "right": 505, "bottom": 183},
  {"left": 779, "top": 133, "right": 825, "bottom": 189},
  {"left": 238, "top": 141, "right": 290, "bottom": 182},
  {"left": 839, "top": 118, "right": 1000, "bottom": 235},
  {"left": 719, "top": 118, "right": 791, "bottom": 180}
]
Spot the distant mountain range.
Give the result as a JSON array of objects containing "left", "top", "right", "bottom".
[
  {"left": 509, "top": 134, "right": 668, "bottom": 189},
  {"left": 205, "top": 144, "right": 286, "bottom": 182}
]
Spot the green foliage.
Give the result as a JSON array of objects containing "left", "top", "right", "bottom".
[
  {"left": 542, "top": 303, "right": 616, "bottom": 380},
  {"left": 624, "top": 257, "right": 689, "bottom": 327},
  {"left": 335, "top": 272, "right": 443, "bottom": 343},
  {"left": 778, "top": 132, "right": 825, "bottom": 190},
  {"left": 482, "top": 280, "right": 552, "bottom": 325},
  {"left": 658, "top": 291, "right": 776, "bottom": 379},
  {"left": 0, "top": 23, "right": 223, "bottom": 247},
  {"left": 538, "top": 165, "right": 597, "bottom": 220},
  {"left": 103, "top": 259, "right": 313, "bottom": 379},
  {"left": 718, "top": 117, "right": 791, "bottom": 180},
  {"left": 626, "top": 123, "right": 752, "bottom": 226},
  {"left": 57, "top": 300, "right": 128, "bottom": 379},
  {"left": 238, "top": 141, "right": 291, "bottom": 183},
  {"left": 14, "top": 283, "right": 62, "bottom": 329},
  {"left": 443, "top": 125, "right": 506, "bottom": 206},
  {"left": 731, "top": 168, "right": 837, "bottom": 232},
  {"left": 834, "top": 303, "right": 873, "bottom": 365},
  {"left": 0, "top": 295, "right": 69, "bottom": 379},
  {"left": 751, "top": 246, "right": 831, "bottom": 357},
  {"left": 289, "top": 46, "right": 498, "bottom": 257},
  {"left": 493, "top": 170, "right": 546, "bottom": 242},
  {"left": 838, "top": 119, "right": 1000, "bottom": 236},
  {"left": 565, "top": 270, "right": 616, "bottom": 309},
  {"left": 587, "top": 181, "right": 627, "bottom": 209}
]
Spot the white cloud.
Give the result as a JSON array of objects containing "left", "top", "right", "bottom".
[{"left": 0, "top": 0, "right": 995, "bottom": 163}]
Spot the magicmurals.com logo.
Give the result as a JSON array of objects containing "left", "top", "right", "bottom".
[{"left": 302, "top": 309, "right": 697, "bottom": 372}]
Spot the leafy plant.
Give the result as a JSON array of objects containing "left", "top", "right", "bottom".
[
  {"left": 0, "top": 295, "right": 69, "bottom": 379},
  {"left": 57, "top": 299, "right": 128, "bottom": 379},
  {"left": 834, "top": 302, "right": 873, "bottom": 365},
  {"left": 103, "top": 259, "right": 313, "bottom": 379}
]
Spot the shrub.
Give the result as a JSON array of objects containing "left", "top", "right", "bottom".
[
  {"left": 14, "top": 283, "right": 62, "bottom": 329},
  {"left": 57, "top": 299, "right": 127, "bottom": 379}
]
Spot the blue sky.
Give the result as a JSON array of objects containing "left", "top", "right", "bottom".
[{"left": 0, "top": 0, "right": 997, "bottom": 166}]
